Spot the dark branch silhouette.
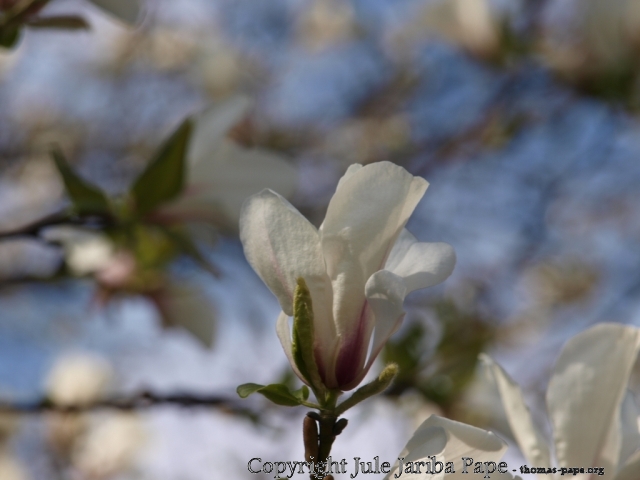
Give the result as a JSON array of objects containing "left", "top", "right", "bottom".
[
  {"left": 0, "top": 210, "right": 112, "bottom": 242},
  {"left": 0, "top": 391, "right": 255, "bottom": 416}
]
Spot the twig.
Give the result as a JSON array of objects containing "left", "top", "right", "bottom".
[
  {"left": 0, "top": 391, "right": 253, "bottom": 416},
  {"left": 0, "top": 210, "right": 111, "bottom": 241},
  {"left": 303, "top": 412, "right": 348, "bottom": 480}
]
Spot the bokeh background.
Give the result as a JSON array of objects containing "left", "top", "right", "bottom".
[{"left": 1, "top": 0, "right": 640, "bottom": 478}]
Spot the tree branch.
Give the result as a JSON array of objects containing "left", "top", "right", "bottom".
[
  {"left": 0, "top": 391, "right": 254, "bottom": 416},
  {"left": 0, "top": 210, "right": 111, "bottom": 242}
]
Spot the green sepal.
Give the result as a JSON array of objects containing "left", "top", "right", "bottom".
[
  {"left": 236, "top": 382, "right": 307, "bottom": 407},
  {"left": 335, "top": 363, "right": 399, "bottom": 415},
  {"left": 131, "top": 118, "right": 192, "bottom": 216},
  {"left": 0, "top": 25, "right": 21, "bottom": 49},
  {"left": 51, "top": 147, "right": 111, "bottom": 215},
  {"left": 291, "top": 278, "right": 326, "bottom": 398},
  {"left": 129, "top": 225, "right": 178, "bottom": 269}
]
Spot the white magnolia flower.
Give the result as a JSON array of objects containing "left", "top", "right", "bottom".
[
  {"left": 46, "top": 353, "right": 112, "bottom": 406},
  {"left": 73, "top": 414, "right": 145, "bottom": 479},
  {"left": 386, "top": 415, "right": 521, "bottom": 480},
  {"left": 157, "top": 96, "right": 298, "bottom": 229},
  {"left": 482, "top": 323, "right": 640, "bottom": 480},
  {"left": 240, "top": 161, "right": 455, "bottom": 391},
  {"left": 0, "top": 455, "right": 28, "bottom": 480},
  {"left": 86, "top": 0, "right": 142, "bottom": 25}
]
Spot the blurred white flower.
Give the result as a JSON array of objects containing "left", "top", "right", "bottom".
[
  {"left": 190, "top": 33, "right": 244, "bottom": 98},
  {"left": 413, "top": 0, "right": 503, "bottom": 59},
  {"left": 43, "top": 227, "right": 115, "bottom": 277},
  {"left": 85, "top": 0, "right": 142, "bottom": 25},
  {"left": 385, "top": 415, "right": 521, "bottom": 480},
  {"left": 542, "top": 0, "right": 640, "bottom": 78},
  {"left": 581, "top": 0, "right": 634, "bottom": 67},
  {"left": 482, "top": 323, "right": 640, "bottom": 480},
  {"left": 240, "top": 161, "right": 455, "bottom": 391},
  {"left": 73, "top": 414, "right": 145, "bottom": 479},
  {"left": 41, "top": 229, "right": 216, "bottom": 346},
  {"left": 46, "top": 353, "right": 112, "bottom": 406},
  {"left": 296, "top": 0, "right": 356, "bottom": 50},
  {"left": 151, "top": 282, "right": 216, "bottom": 347},
  {"left": 156, "top": 96, "right": 298, "bottom": 229},
  {"left": 0, "top": 454, "right": 28, "bottom": 480}
]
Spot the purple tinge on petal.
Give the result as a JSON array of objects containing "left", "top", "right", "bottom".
[
  {"left": 334, "top": 305, "right": 371, "bottom": 389},
  {"left": 314, "top": 344, "right": 328, "bottom": 385},
  {"left": 344, "top": 311, "right": 405, "bottom": 391}
]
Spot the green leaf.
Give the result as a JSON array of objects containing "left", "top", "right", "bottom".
[
  {"left": 237, "top": 383, "right": 265, "bottom": 399},
  {"left": 0, "top": 26, "right": 21, "bottom": 49},
  {"left": 293, "top": 385, "right": 310, "bottom": 402},
  {"left": 27, "top": 15, "right": 90, "bottom": 30},
  {"left": 258, "top": 384, "right": 304, "bottom": 407},
  {"left": 131, "top": 118, "right": 192, "bottom": 216},
  {"left": 236, "top": 383, "right": 304, "bottom": 407},
  {"left": 130, "top": 225, "right": 178, "bottom": 268},
  {"left": 291, "top": 278, "right": 325, "bottom": 397},
  {"left": 51, "top": 147, "right": 111, "bottom": 215}
]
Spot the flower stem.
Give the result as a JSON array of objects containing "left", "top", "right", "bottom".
[{"left": 303, "top": 411, "right": 348, "bottom": 480}]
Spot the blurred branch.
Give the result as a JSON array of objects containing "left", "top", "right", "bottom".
[
  {"left": 0, "top": 0, "right": 49, "bottom": 26},
  {"left": 0, "top": 391, "right": 255, "bottom": 416},
  {"left": 0, "top": 210, "right": 112, "bottom": 242}
]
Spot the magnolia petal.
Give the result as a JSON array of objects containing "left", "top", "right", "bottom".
[
  {"left": 386, "top": 415, "right": 508, "bottom": 480},
  {"left": 240, "top": 190, "right": 336, "bottom": 369},
  {"left": 431, "top": 416, "right": 508, "bottom": 480},
  {"left": 334, "top": 163, "right": 363, "bottom": 191},
  {"left": 365, "top": 270, "right": 407, "bottom": 354},
  {"left": 156, "top": 97, "right": 276, "bottom": 228},
  {"left": 87, "top": 0, "right": 141, "bottom": 24},
  {"left": 385, "top": 424, "right": 447, "bottom": 480},
  {"left": 619, "top": 391, "right": 640, "bottom": 467},
  {"left": 240, "top": 189, "right": 326, "bottom": 315},
  {"left": 616, "top": 449, "right": 640, "bottom": 480},
  {"left": 336, "top": 270, "right": 407, "bottom": 390},
  {"left": 320, "top": 161, "right": 428, "bottom": 342},
  {"left": 547, "top": 324, "right": 640, "bottom": 475},
  {"left": 156, "top": 140, "right": 297, "bottom": 229},
  {"left": 480, "top": 355, "right": 551, "bottom": 468},
  {"left": 202, "top": 140, "right": 297, "bottom": 223},
  {"left": 188, "top": 96, "right": 252, "bottom": 170},
  {"left": 275, "top": 311, "right": 306, "bottom": 383},
  {"left": 385, "top": 229, "right": 456, "bottom": 293},
  {"left": 153, "top": 284, "right": 215, "bottom": 348}
]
